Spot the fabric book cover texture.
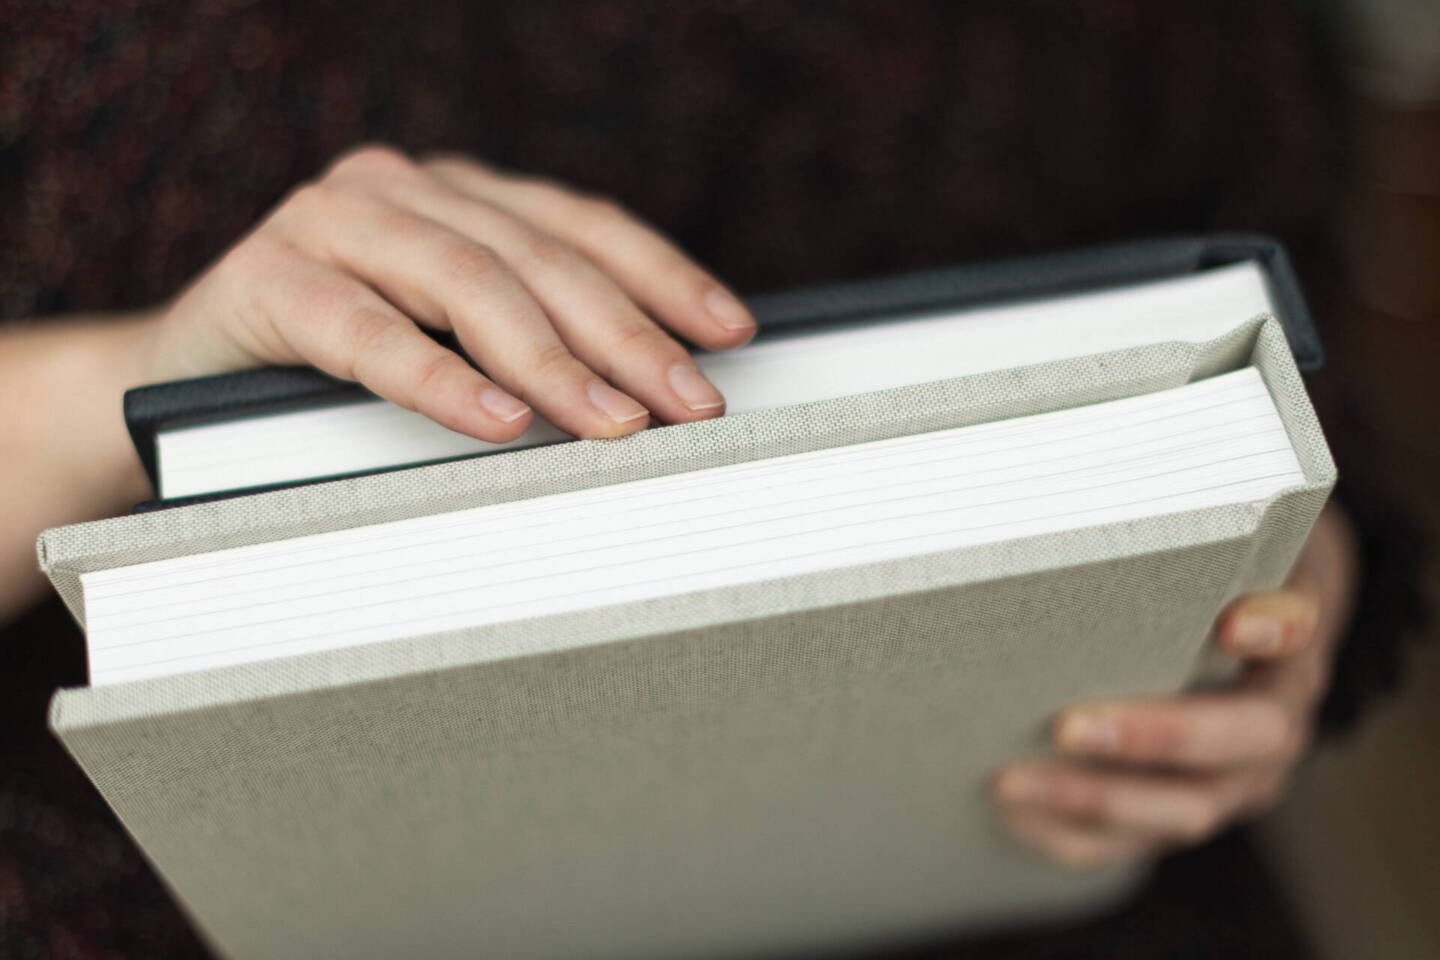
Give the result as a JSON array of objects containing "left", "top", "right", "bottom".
[{"left": 40, "top": 316, "right": 1333, "bottom": 960}]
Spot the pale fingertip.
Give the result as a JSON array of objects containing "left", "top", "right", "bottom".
[
  {"left": 994, "top": 768, "right": 1049, "bottom": 806},
  {"left": 1228, "top": 613, "right": 1284, "bottom": 656},
  {"left": 479, "top": 387, "right": 532, "bottom": 424},
  {"left": 1056, "top": 710, "right": 1120, "bottom": 755},
  {"left": 667, "top": 362, "right": 726, "bottom": 413},
  {"left": 1220, "top": 591, "right": 1321, "bottom": 658},
  {"left": 703, "top": 286, "right": 756, "bottom": 333},
  {"left": 586, "top": 379, "right": 650, "bottom": 426}
]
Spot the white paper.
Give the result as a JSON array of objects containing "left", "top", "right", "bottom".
[
  {"left": 88, "top": 368, "right": 1303, "bottom": 686},
  {"left": 155, "top": 261, "right": 1277, "bottom": 498}
]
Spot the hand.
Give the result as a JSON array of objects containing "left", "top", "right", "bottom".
[
  {"left": 144, "top": 145, "right": 756, "bottom": 441},
  {"left": 990, "top": 503, "right": 1358, "bottom": 868}
]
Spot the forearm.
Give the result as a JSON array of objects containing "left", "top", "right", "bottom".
[{"left": 0, "top": 314, "right": 161, "bottom": 622}]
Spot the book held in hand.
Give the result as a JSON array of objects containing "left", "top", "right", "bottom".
[{"left": 41, "top": 237, "right": 1335, "bottom": 960}]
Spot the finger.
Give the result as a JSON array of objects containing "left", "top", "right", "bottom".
[
  {"left": 1216, "top": 589, "right": 1321, "bottom": 659},
  {"left": 249, "top": 252, "right": 533, "bottom": 442},
  {"left": 1001, "top": 808, "right": 1159, "bottom": 870},
  {"left": 1053, "top": 692, "right": 1297, "bottom": 770},
  {"left": 275, "top": 186, "right": 651, "bottom": 439},
  {"left": 423, "top": 155, "right": 757, "bottom": 350},
  {"left": 376, "top": 176, "right": 728, "bottom": 425},
  {"left": 993, "top": 762, "right": 1244, "bottom": 844}
]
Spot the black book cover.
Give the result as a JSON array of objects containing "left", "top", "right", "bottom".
[{"left": 126, "top": 234, "right": 1323, "bottom": 510}]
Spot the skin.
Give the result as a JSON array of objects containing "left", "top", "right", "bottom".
[
  {"left": 0, "top": 146, "right": 1359, "bottom": 862},
  {"left": 992, "top": 501, "right": 1357, "bottom": 867},
  {"left": 0, "top": 146, "right": 755, "bottom": 621}
]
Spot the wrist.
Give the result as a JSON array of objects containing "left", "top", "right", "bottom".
[
  {"left": 113, "top": 306, "right": 174, "bottom": 384},
  {"left": 94, "top": 315, "right": 164, "bottom": 499},
  {"left": 39, "top": 313, "right": 164, "bottom": 507}
]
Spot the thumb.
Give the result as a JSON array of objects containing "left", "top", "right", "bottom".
[{"left": 1215, "top": 588, "right": 1321, "bottom": 660}]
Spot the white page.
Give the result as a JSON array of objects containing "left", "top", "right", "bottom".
[
  {"left": 87, "top": 368, "right": 1303, "bottom": 687},
  {"left": 155, "top": 261, "right": 1277, "bottom": 498}
]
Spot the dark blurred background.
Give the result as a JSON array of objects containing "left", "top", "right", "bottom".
[{"left": 1, "top": 2, "right": 1436, "bottom": 957}]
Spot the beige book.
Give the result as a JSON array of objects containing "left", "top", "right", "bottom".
[{"left": 38, "top": 301, "right": 1333, "bottom": 959}]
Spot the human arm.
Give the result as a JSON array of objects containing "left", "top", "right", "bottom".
[{"left": 0, "top": 146, "right": 755, "bottom": 622}]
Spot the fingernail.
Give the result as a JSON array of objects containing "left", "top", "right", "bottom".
[
  {"left": 586, "top": 380, "right": 649, "bottom": 424},
  {"left": 479, "top": 388, "right": 530, "bottom": 423},
  {"left": 1232, "top": 615, "right": 1283, "bottom": 655},
  {"left": 995, "top": 769, "right": 1049, "bottom": 805},
  {"left": 704, "top": 286, "right": 755, "bottom": 331},
  {"left": 1057, "top": 712, "right": 1120, "bottom": 753},
  {"left": 667, "top": 363, "right": 725, "bottom": 411}
]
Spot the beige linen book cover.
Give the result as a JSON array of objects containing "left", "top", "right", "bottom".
[{"left": 38, "top": 316, "right": 1333, "bottom": 960}]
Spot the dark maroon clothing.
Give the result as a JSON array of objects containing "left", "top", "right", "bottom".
[{"left": 0, "top": 2, "right": 1416, "bottom": 956}]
